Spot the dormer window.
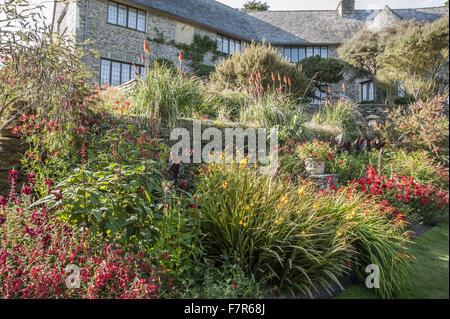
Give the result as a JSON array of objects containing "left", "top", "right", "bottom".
[{"left": 284, "top": 46, "right": 328, "bottom": 63}]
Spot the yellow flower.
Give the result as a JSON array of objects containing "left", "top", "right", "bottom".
[
  {"left": 254, "top": 163, "right": 258, "bottom": 169},
  {"left": 243, "top": 223, "right": 248, "bottom": 227},
  {"left": 279, "top": 216, "right": 285, "bottom": 222},
  {"left": 280, "top": 195, "right": 289, "bottom": 204},
  {"left": 313, "top": 203, "right": 320, "bottom": 210},
  {"left": 222, "top": 182, "right": 228, "bottom": 189},
  {"left": 342, "top": 240, "right": 346, "bottom": 246},
  {"left": 275, "top": 220, "right": 280, "bottom": 225},
  {"left": 239, "top": 220, "right": 244, "bottom": 225},
  {"left": 337, "top": 229, "right": 343, "bottom": 237},
  {"left": 244, "top": 206, "right": 250, "bottom": 210},
  {"left": 239, "top": 157, "right": 248, "bottom": 166},
  {"left": 301, "top": 231, "right": 306, "bottom": 236},
  {"left": 298, "top": 187, "right": 305, "bottom": 196},
  {"left": 250, "top": 201, "right": 254, "bottom": 207}
]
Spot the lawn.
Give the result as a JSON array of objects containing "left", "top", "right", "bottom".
[{"left": 336, "top": 222, "right": 449, "bottom": 299}]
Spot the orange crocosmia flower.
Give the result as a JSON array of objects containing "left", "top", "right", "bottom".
[{"left": 143, "top": 40, "right": 150, "bottom": 54}]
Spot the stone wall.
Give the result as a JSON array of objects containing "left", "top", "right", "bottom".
[{"left": 0, "top": 129, "right": 26, "bottom": 196}]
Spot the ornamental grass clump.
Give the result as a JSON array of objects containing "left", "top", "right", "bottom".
[
  {"left": 130, "top": 61, "right": 202, "bottom": 128},
  {"left": 194, "top": 162, "right": 412, "bottom": 298},
  {"left": 311, "top": 100, "right": 357, "bottom": 132}
]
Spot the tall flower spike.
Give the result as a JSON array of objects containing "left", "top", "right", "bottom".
[
  {"left": 143, "top": 40, "right": 150, "bottom": 54},
  {"left": 178, "top": 52, "right": 183, "bottom": 63}
]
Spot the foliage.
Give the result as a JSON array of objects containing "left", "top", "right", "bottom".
[
  {"left": 130, "top": 62, "right": 203, "bottom": 128},
  {"left": 328, "top": 150, "right": 380, "bottom": 185},
  {"left": 338, "top": 21, "right": 419, "bottom": 80},
  {"left": 311, "top": 100, "right": 357, "bottom": 131},
  {"left": 0, "top": 176, "right": 177, "bottom": 299},
  {"left": 0, "top": 1, "right": 92, "bottom": 132},
  {"left": 381, "top": 96, "right": 449, "bottom": 165},
  {"left": 355, "top": 166, "right": 449, "bottom": 226},
  {"left": 194, "top": 64, "right": 216, "bottom": 77},
  {"left": 239, "top": 92, "right": 298, "bottom": 128},
  {"left": 154, "top": 58, "right": 176, "bottom": 70},
  {"left": 242, "top": 1, "right": 270, "bottom": 11},
  {"left": 296, "top": 139, "right": 335, "bottom": 163},
  {"left": 174, "top": 34, "right": 221, "bottom": 68},
  {"left": 194, "top": 163, "right": 412, "bottom": 297},
  {"left": 298, "top": 56, "right": 345, "bottom": 95},
  {"left": 210, "top": 42, "right": 310, "bottom": 98},
  {"left": 377, "top": 16, "right": 449, "bottom": 100}
]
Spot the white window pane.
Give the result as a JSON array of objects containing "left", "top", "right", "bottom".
[
  {"left": 100, "top": 59, "right": 111, "bottom": 86},
  {"left": 140, "top": 66, "right": 146, "bottom": 78},
  {"left": 314, "top": 47, "right": 321, "bottom": 57},
  {"left": 111, "top": 62, "right": 121, "bottom": 86},
  {"left": 121, "top": 63, "right": 131, "bottom": 84},
  {"left": 137, "top": 11, "right": 146, "bottom": 31},
  {"left": 306, "top": 47, "right": 313, "bottom": 57},
  {"left": 284, "top": 47, "right": 291, "bottom": 62},
  {"left": 369, "top": 82, "right": 374, "bottom": 100},
  {"left": 118, "top": 5, "right": 127, "bottom": 27},
  {"left": 321, "top": 47, "right": 328, "bottom": 58},
  {"left": 292, "top": 48, "right": 299, "bottom": 63},
  {"left": 128, "top": 8, "right": 137, "bottom": 29},
  {"left": 223, "top": 38, "right": 229, "bottom": 54},
  {"left": 236, "top": 41, "right": 241, "bottom": 53},
  {"left": 362, "top": 83, "right": 367, "bottom": 101},
  {"left": 217, "top": 36, "right": 223, "bottom": 52},
  {"left": 230, "top": 40, "right": 235, "bottom": 54},
  {"left": 108, "top": 3, "right": 118, "bottom": 24},
  {"left": 299, "top": 47, "right": 305, "bottom": 60}
]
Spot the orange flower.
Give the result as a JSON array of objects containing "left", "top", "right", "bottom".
[
  {"left": 288, "top": 78, "right": 292, "bottom": 86},
  {"left": 342, "top": 82, "right": 346, "bottom": 93},
  {"left": 178, "top": 52, "right": 183, "bottom": 63},
  {"left": 277, "top": 72, "right": 281, "bottom": 81},
  {"left": 271, "top": 72, "right": 275, "bottom": 81},
  {"left": 143, "top": 40, "right": 150, "bottom": 54},
  {"left": 283, "top": 75, "right": 288, "bottom": 83}
]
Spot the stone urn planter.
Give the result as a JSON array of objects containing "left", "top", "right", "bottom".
[{"left": 304, "top": 158, "right": 325, "bottom": 175}]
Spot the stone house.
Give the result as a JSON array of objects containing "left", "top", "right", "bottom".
[{"left": 51, "top": 0, "right": 448, "bottom": 103}]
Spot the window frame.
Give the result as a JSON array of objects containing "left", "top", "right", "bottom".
[
  {"left": 360, "top": 81, "right": 375, "bottom": 102},
  {"left": 107, "top": 1, "right": 147, "bottom": 32},
  {"left": 99, "top": 58, "right": 144, "bottom": 87},
  {"left": 284, "top": 45, "right": 328, "bottom": 62},
  {"left": 217, "top": 34, "right": 242, "bottom": 55}
]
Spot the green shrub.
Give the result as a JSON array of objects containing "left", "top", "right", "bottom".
[
  {"left": 381, "top": 96, "right": 449, "bottom": 165},
  {"left": 195, "top": 64, "right": 216, "bottom": 77},
  {"left": 194, "top": 163, "right": 412, "bottom": 297},
  {"left": 154, "top": 57, "right": 176, "bottom": 70},
  {"left": 328, "top": 150, "right": 380, "bottom": 185},
  {"left": 210, "top": 42, "right": 310, "bottom": 97},
  {"left": 384, "top": 150, "right": 449, "bottom": 190},
  {"left": 130, "top": 62, "right": 202, "bottom": 128}
]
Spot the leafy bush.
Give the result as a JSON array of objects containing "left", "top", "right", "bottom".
[
  {"left": 130, "top": 62, "right": 203, "bottom": 128},
  {"left": 355, "top": 166, "right": 449, "bottom": 226},
  {"left": 0, "top": 176, "right": 176, "bottom": 299},
  {"left": 328, "top": 150, "right": 380, "bottom": 185},
  {"left": 210, "top": 42, "right": 310, "bottom": 97},
  {"left": 194, "top": 64, "right": 216, "bottom": 77},
  {"left": 194, "top": 163, "right": 412, "bottom": 297},
  {"left": 382, "top": 96, "right": 449, "bottom": 165},
  {"left": 154, "top": 58, "right": 176, "bottom": 70}
]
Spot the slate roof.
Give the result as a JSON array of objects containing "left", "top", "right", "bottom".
[
  {"left": 124, "top": 1, "right": 448, "bottom": 45},
  {"left": 126, "top": 0, "right": 308, "bottom": 44},
  {"left": 249, "top": 6, "right": 449, "bottom": 44}
]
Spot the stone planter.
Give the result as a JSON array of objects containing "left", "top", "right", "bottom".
[{"left": 304, "top": 158, "right": 325, "bottom": 175}]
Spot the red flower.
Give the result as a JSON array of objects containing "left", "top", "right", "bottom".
[
  {"left": 143, "top": 40, "right": 150, "bottom": 54},
  {"left": 178, "top": 52, "right": 183, "bottom": 63},
  {"left": 21, "top": 187, "right": 32, "bottom": 195}
]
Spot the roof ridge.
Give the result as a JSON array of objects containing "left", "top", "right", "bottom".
[{"left": 249, "top": 5, "right": 447, "bottom": 13}]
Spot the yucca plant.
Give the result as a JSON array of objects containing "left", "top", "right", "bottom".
[
  {"left": 129, "top": 62, "right": 202, "bottom": 128},
  {"left": 194, "top": 162, "right": 413, "bottom": 298}
]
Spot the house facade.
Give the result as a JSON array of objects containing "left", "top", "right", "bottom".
[{"left": 52, "top": 0, "right": 448, "bottom": 103}]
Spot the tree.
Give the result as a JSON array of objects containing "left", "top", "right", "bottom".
[
  {"left": 377, "top": 17, "right": 449, "bottom": 100},
  {"left": 338, "top": 21, "right": 418, "bottom": 81},
  {"left": 298, "top": 56, "right": 345, "bottom": 96},
  {"left": 242, "top": 1, "right": 269, "bottom": 12}
]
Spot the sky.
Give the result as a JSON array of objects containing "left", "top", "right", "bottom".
[{"left": 28, "top": 0, "right": 448, "bottom": 22}]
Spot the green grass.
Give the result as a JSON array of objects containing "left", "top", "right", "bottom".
[{"left": 336, "top": 222, "right": 449, "bottom": 299}]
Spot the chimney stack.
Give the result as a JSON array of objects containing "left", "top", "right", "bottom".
[{"left": 337, "top": 0, "right": 355, "bottom": 16}]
